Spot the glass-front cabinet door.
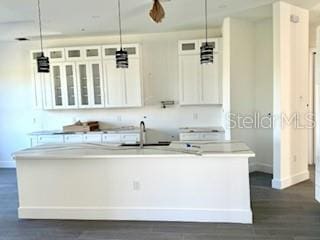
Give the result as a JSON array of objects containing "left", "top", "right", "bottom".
[
  {"left": 64, "top": 63, "right": 78, "bottom": 108},
  {"left": 77, "top": 63, "right": 89, "bottom": 108},
  {"left": 89, "top": 62, "right": 104, "bottom": 108},
  {"left": 51, "top": 63, "right": 64, "bottom": 109}
]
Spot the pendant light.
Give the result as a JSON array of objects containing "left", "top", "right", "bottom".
[
  {"left": 36, "top": 0, "right": 50, "bottom": 73},
  {"left": 116, "top": 0, "right": 128, "bottom": 68},
  {"left": 200, "top": 0, "right": 214, "bottom": 64}
]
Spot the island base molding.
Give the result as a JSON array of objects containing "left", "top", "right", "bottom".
[{"left": 19, "top": 207, "right": 252, "bottom": 224}]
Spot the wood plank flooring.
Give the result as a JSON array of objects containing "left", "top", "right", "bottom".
[{"left": 0, "top": 168, "right": 319, "bottom": 240}]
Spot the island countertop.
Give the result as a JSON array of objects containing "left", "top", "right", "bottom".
[{"left": 13, "top": 141, "right": 255, "bottom": 160}]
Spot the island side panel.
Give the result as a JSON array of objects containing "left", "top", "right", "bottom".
[{"left": 16, "top": 155, "right": 252, "bottom": 223}]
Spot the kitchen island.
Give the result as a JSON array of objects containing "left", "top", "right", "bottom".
[{"left": 13, "top": 141, "right": 255, "bottom": 223}]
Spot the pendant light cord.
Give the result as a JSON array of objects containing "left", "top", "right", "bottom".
[
  {"left": 205, "top": 0, "right": 208, "bottom": 43},
  {"left": 37, "top": 0, "right": 44, "bottom": 53},
  {"left": 118, "top": 0, "right": 123, "bottom": 49}
]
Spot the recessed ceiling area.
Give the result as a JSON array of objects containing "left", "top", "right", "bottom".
[{"left": 0, "top": 0, "right": 319, "bottom": 41}]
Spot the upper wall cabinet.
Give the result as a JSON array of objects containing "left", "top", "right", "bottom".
[
  {"left": 102, "top": 44, "right": 140, "bottom": 59},
  {"left": 103, "top": 52, "right": 142, "bottom": 108},
  {"left": 179, "top": 38, "right": 222, "bottom": 106},
  {"left": 48, "top": 48, "right": 65, "bottom": 62},
  {"left": 31, "top": 43, "right": 142, "bottom": 110},
  {"left": 77, "top": 61, "right": 104, "bottom": 108}
]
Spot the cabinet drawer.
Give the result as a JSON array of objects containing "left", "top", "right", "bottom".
[
  {"left": 102, "top": 134, "right": 121, "bottom": 143},
  {"left": 38, "top": 135, "right": 64, "bottom": 144},
  {"left": 83, "top": 134, "right": 102, "bottom": 143},
  {"left": 121, "top": 134, "right": 140, "bottom": 144},
  {"left": 179, "top": 133, "right": 201, "bottom": 141},
  {"left": 64, "top": 134, "right": 83, "bottom": 143},
  {"left": 200, "top": 133, "right": 225, "bottom": 141}
]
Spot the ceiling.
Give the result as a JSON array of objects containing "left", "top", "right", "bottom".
[{"left": 0, "top": 0, "right": 319, "bottom": 41}]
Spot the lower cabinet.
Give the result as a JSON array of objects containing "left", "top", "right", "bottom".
[
  {"left": 179, "top": 132, "right": 225, "bottom": 141},
  {"left": 30, "top": 133, "right": 141, "bottom": 147}
]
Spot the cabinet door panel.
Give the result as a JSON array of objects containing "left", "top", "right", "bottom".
[
  {"left": 125, "top": 58, "right": 142, "bottom": 107},
  {"left": 201, "top": 60, "right": 220, "bottom": 104},
  {"left": 64, "top": 63, "right": 78, "bottom": 108},
  {"left": 179, "top": 55, "right": 200, "bottom": 105},
  {"left": 51, "top": 64, "right": 64, "bottom": 108},
  {"left": 31, "top": 64, "right": 43, "bottom": 109},
  {"left": 104, "top": 60, "right": 125, "bottom": 107},
  {"left": 90, "top": 62, "right": 104, "bottom": 107},
  {"left": 77, "top": 63, "right": 90, "bottom": 107}
]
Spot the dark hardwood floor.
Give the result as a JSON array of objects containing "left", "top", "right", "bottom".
[{"left": 0, "top": 168, "right": 319, "bottom": 240}]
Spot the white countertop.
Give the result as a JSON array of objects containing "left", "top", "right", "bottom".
[{"left": 13, "top": 141, "right": 255, "bottom": 160}]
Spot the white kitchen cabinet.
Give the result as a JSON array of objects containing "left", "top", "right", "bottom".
[
  {"left": 64, "top": 134, "right": 83, "bottom": 143},
  {"left": 51, "top": 63, "right": 65, "bottom": 109},
  {"left": 31, "top": 51, "right": 53, "bottom": 110},
  {"left": 121, "top": 133, "right": 140, "bottom": 144},
  {"left": 84, "top": 46, "right": 102, "bottom": 60},
  {"left": 31, "top": 43, "right": 142, "bottom": 110},
  {"left": 48, "top": 48, "right": 65, "bottom": 62},
  {"left": 82, "top": 134, "right": 102, "bottom": 143},
  {"left": 179, "top": 132, "right": 225, "bottom": 141},
  {"left": 102, "top": 134, "right": 122, "bottom": 143},
  {"left": 50, "top": 63, "right": 78, "bottom": 109},
  {"left": 179, "top": 55, "right": 200, "bottom": 105},
  {"left": 179, "top": 38, "right": 222, "bottom": 106},
  {"left": 37, "top": 135, "right": 64, "bottom": 145},
  {"left": 31, "top": 63, "right": 44, "bottom": 109},
  {"left": 66, "top": 47, "right": 83, "bottom": 61},
  {"left": 77, "top": 62, "right": 104, "bottom": 108},
  {"left": 103, "top": 58, "right": 142, "bottom": 108}
]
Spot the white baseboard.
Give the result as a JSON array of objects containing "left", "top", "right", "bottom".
[
  {"left": 272, "top": 171, "right": 310, "bottom": 190},
  {"left": 19, "top": 207, "right": 253, "bottom": 224},
  {"left": 0, "top": 161, "right": 16, "bottom": 168},
  {"left": 249, "top": 162, "right": 273, "bottom": 174}
]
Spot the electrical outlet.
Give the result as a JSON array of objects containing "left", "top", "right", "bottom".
[
  {"left": 193, "top": 113, "right": 199, "bottom": 120},
  {"left": 293, "top": 155, "right": 297, "bottom": 163},
  {"left": 32, "top": 118, "right": 37, "bottom": 124},
  {"left": 133, "top": 181, "right": 140, "bottom": 191},
  {"left": 117, "top": 116, "right": 122, "bottom": 122}
]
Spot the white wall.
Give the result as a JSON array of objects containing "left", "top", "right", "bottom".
[
  {"left": 0, "top": 29, "right": 223, "bottom": 167},
  {"left": 315, "top": 26, "right": 320, "bottom": 202},
  {"left": 254, "top": 19, "right": 274, "bottom": 173},
  {"left": 272, "top": 2, "right": 310, "bottom": 189},
  {"left": 223, "top": 18, "right": 273, "bottom": 173}
]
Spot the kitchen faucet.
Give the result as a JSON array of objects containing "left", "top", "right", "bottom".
[{"left": 139, "top": 121, "right": 145, "bottom": 148}]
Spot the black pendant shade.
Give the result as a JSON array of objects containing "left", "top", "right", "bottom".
[
  {"left": 36, "top": 0, "right": 50, "bottom": 73},
  {"left": 116, "top": 48, "right": 128, "bottom": 68},
  {"left": 37, "top": 52, "right": 50, "bottom": 73},
  {"left": 200, "top": 42, "right": 214, "bottom": 64}
]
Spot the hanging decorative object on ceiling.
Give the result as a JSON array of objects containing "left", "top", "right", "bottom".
[
  {"left": 200, "top": 0, "right": 214, "bottom": 64},
  {"left": 36, "top": 0, "right": 50, "bottom": 73},
  {"left": 149, "top": 0, "right": 165, "bottom": 23},
  {"left": 116, "top": 0, "right": 128, "bottom": 68}
]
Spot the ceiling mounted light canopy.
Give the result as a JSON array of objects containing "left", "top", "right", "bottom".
[
  {"left": 36, "top": 0, "right": 50, "bottom": 73},
  {"left": 200, "top": 0, "right": 214, "bottom": 64},
  {"left": 116, "top": 0, "right": 128, "bottom": 68}
]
